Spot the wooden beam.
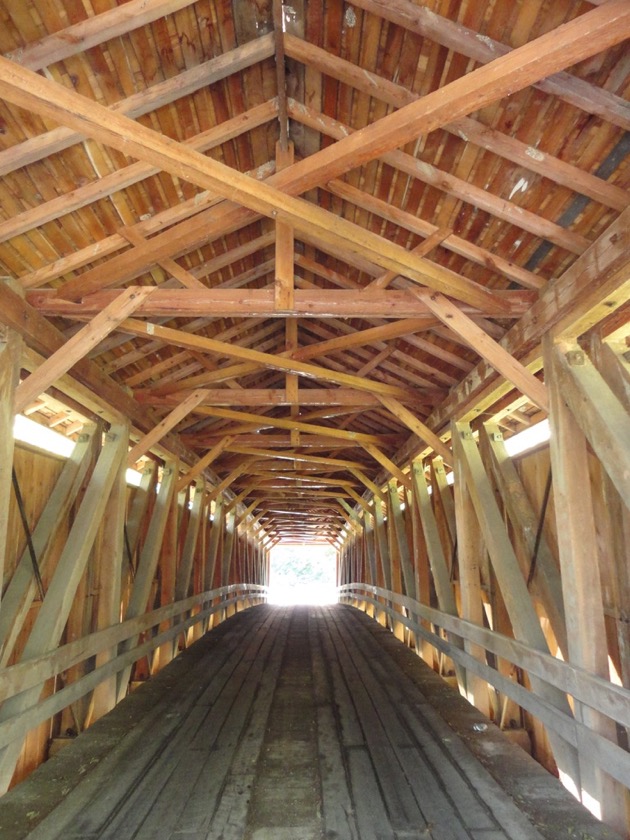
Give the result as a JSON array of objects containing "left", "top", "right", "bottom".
[
  {"left": 176, "top": 436, "right": 234, "bottom": 493},
  {"left": 0, "top": 429, "right": 96, "bottom": 667},
  {"left": 362, "top": 443, "right": 410, "bottom": 490},
  {"left": 453, "top": 421, "right": 581, "bottom": 784},
  {"left": 118, "top": 317, "right": 420, "bottom": 400},
  {"left": 275, "top": 141, "right": 295, "bottom": 310},
  {"left": 421, "top": 209, "right": 630, "bottom": 445},
  {"left": 5, "top": 0, "right": 202, "bottom": 71},
  {"left": 411, "top": 459, "right": 466, "bottom": 687},
  {"left": 0, "top": 34, "right": 276, "bottom": 177},
  {"left": 544, "top": 338, "right": 627, "bottom": 830},
  {"left": 350, "top": 0, "right": 630, "bottom": 131},
  {"left": 117, "top": 461, "right": 177, "bottom": 698},
  {"left": 0, "top": 280, "right": 22, "bottom": 598},
  {"left": 15, "top": 288, "right": 154, "bottom": 414},
  {"left": 15, "top": 14, "right": 630, "bottom": 310},
  {"left": 377, "top": 396, "right": 453, "bottom": 465},
  {"left": 119, "top": 230, "right": 206, "bottom": 290},
  {"left": 291, "top": 105, "right": 588, "bottom": 256},
  {"left": 127, "top": 388, "right": 211, "bottom": 465},
  {"left": 550, "top": 341, "right": 630, "bottom": 511},
  {"left": 139, "top": 388, "right": 431, "bottom": 409},
  {"left": 324, "top": 178, "right": 544, "bottom": 291},
  {"left": 284, "top": 35, "right": 628, "bottom": 212},
  {"left": 415, "top": 290, "right": 549, "bottom": 412},
  {"left": 26, "top": 288, "right": 530, "bottom": 320},
  {"left": 174, "top": 484, "right": 204, "bottom": 602},
  {"left": 481, "top": 424, "right": 567, "bottom": 654},
  {"left": 0, "top": 424, "right": 129, "bottom": 793},
  {"left": 292, "top": 319, "right": 434, "bottom": 361}
]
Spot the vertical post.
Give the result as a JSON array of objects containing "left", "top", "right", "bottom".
[
  {"left": 0, "top": 279, "right": 23, "bottom": 601},
  {"left": 221, "top": 509, "right": 237, "bottom": 618},
  {"left": 0, "top": 424, "right": 129, "bottom": 792},
  {"left": 545, "top": 336, "right": 627, "bottom": 829},
  {"left": 117, "top": 461, "right": 177, "bottom": 700},
  {"left": 87, "top": 423, "right": 129, "bottom": 723},
  {"left": 0, "top": 428, "right": 95, "bottom": 667},
  {"left": 411, "top": 459, "right": 466, "bottom": 688},
  {"left": 452, "top": 422, "right": 490, "bottom": 717}
]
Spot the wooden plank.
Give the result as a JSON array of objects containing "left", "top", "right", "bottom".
[
  {"left": 117, "top": 461, "right": 177, "bottom": 699},
  {"left": 411, "top": 459, "right": 466, "bottom": 687},
  {"left": 481, "top": 425, "right": 567, "bottom": 654},
  {"left": 453, "top": 421, "right": 581, "bottom": 787},
  {"left": 378, "top": 395, "right": 453, "bottom": 464},
  {"left": 416, "top": 291, "right": 549, "bottom": 412},
  {"left": 15, "top": 289, "right": 154, "bottom": 415},
  {"left": 4, "top": 0, "right": 202, "bottom": 71},
  {"left": 0, "top": 280, "right": 23, "bottom": 603},
  {"left": 0, "top": 424, "right": 129, "bottom": 793},
  {"left": 176, "top": 436, "right": 234, "bottom": 492},
  {"left": 544, "top": 336, "right": 628, "bottom": 832},
  {"left": 127, "top": 389, "right": 211, "bottom": 465},
  {"left": 0, "top": 34, "right": 276, "bottom": 176},
  {"left": 0, "top": 428, "right": 96, "bottom": 667},
  {"left": 15, "top": 22, "right": 629, "bottom": 311},
  {"left": 551, "top": 341, "right": 630, "bottom": 510},
  {"left": 350, "top": 0, "right": 630, "bottom": 131}
]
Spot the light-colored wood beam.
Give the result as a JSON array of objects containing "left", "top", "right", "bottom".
[
  {"left": 0, "top": 34, "right": 276, "bottom": 178},
  {"left": 127, "top": 388, "right": 211, "bottom": 465},
  {"left": 12, "top": 5, "right": 630, "bottom": 309},
  {"left": 362, "top": 443, "right": 410, "bottom": 490},
  {"left": 176, "top": 436, "right": 234, "bottom": 493},
  {"left": 350, "top": 0, "right": 630, "bottom": 131},
  {"left": 28, "top": 288, "right": 530, "bottom": 320},
  {"left": 285, "top": 35, "right": 628, "bottom": 212},
  {"left": 117, "top": 318, "right": 422, "bottom": 401},
  {"left": 15, "top": 288, "right": 154, "bottom": 415},
  {"left": 415, "top": 290, "right": 549, "bottom": 412},
  {"left": 377, "top": 396, "right": 453, "bottom": 465},
  {"left": 5, "top": 0, "right": 202, "bottom": 72}
]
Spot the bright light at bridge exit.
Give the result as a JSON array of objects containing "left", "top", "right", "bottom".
[{"left": 267, "top": 543, "right": 338, "bottom": 605}]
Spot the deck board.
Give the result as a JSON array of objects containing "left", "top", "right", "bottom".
[{"left": 0, "top": 604, "right": 621, "bottom": 840}]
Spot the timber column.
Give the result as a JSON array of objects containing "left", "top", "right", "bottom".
[{"left": 0, "top": 279, "right": 24, "bottom": 600}]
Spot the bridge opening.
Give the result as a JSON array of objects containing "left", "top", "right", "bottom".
[{"left": 267, "top": 543, "right": 337, "bottom": 605}]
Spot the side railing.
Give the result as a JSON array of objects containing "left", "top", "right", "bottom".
[
  {"left": 0, "top": 584, "right": 267, "bottom": 753},
  {"left": 339, "top": 583, "right": 630, "bottom": 790}
]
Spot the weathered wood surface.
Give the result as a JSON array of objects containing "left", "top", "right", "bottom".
[{"left": 0, "top": 605, "right": 620, "bottom": 840}]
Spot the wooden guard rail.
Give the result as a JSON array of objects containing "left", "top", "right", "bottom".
[
  {"left": 0, "top": 584, "right": 267, "bottom": 752},
  {"left": 339, "top": 583, "right": 630, "bottom": 790}
]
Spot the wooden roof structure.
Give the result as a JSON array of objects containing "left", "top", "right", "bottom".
[{"left": 0, "top": 0, "right": 629, "bottom": 546}]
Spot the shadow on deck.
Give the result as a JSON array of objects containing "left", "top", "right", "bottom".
[{"left": 0, "top": 605, "right": 621, "bottom": 840}]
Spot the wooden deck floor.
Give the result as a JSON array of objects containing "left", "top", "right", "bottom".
[{"left": 0, "top": 605, "right": 620, "bottom": 840}]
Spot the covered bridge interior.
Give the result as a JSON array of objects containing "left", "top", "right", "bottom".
[{"left": 0, "top": 0, "right": 628, "bottom": 836}]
